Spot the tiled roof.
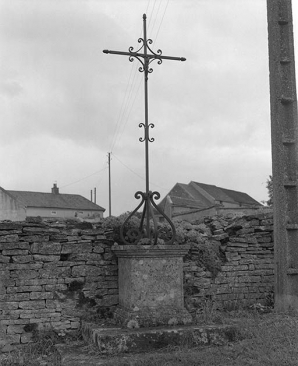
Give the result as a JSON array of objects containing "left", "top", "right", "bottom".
[
  {"left": 191, "top": 182, "right": 261, "bottom": 206},
  {"left": 7, "top": 190, "right": 105, "bottom": 211},
  {"left": 220, "top": 187, "right": 261, "bottom": 206},
  {"left": 191, "top": 182, "right": 234, "bottom": 202},
  {"left": 158, "top": 181, "right": 262, "bottom": 213}
]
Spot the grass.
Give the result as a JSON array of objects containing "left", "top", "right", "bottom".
[
  {"left": 1, "top": 310, "right": 298, "bottom": 366},
  {"left": 0, "top": 329, "right": 75, "bottom": 366},
  {"left": 96, "top": 310, "right": 298, "bottom": 366}
]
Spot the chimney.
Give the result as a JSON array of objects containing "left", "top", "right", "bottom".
[{"left": 51, "top": 183, "right": 59, "bottom": 194}]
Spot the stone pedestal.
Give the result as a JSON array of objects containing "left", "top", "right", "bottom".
[{"left": 112, "top": 244, "right": 192, "bottom": 328}]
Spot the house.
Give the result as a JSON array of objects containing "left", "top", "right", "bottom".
[
  {"left": 0, "top": 184, "right": 105, "bottom": 221},
  {"left": 158, "top": 181, "right": 263, "bottom": 221}
]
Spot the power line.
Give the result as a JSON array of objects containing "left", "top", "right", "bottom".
[
  {"left": 60, "top": 166, "right": 108, "bottom": 189},
  {"left": 109, "top": 64, "right": 135, "bottom": 152},
  {"left": 115, "top": 76, "right": 143, "bottom": 149},
  {"left": 112, "top": 153, "right": 170, "bottom": 192},
  {"left": 108, "top": 0, "right": 170, "bottom": 154},
  {"left": 149, "top": 0, "right": 163, "bottom": 35},
  {"left": 154, "top": 0, "right": 170, "bottom": 42}
]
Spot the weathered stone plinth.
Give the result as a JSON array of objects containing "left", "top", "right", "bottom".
[
  {"left": 112, "top": 244, "right": 192, "bottom": 327},
  {"left": 81, "top": 322, "right": 239, "bottom": 355}
]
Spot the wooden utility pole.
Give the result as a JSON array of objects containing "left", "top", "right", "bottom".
[{"left": 267, "top": 0, "right": 298, "bottom": 312}]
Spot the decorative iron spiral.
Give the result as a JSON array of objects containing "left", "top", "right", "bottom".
[
  {"left": 119, "top": 190, "right": 176, "bottom": 245},
  {"left": 139, "top": 123, "right": 155, "bottom": 142}
]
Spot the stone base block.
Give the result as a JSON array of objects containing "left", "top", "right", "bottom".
[
  {"left": 113, "top": 306, "right": 192, "bottom": 328},
  {"left": 81, "top": 321, "right": 239, "bottom": 355}
]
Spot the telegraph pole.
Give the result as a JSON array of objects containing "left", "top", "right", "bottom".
[
  {"left": 108, "top": 152, "right": 111, "bottom": 216},
  {"left": 267, "top": 0, "right": 298, "bottom": 312}
]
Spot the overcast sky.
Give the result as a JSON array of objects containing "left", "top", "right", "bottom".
[{"left": 1, "top": 0, "right": 298, "bottom": 216}]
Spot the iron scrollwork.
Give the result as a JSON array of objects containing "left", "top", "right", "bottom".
[
  {"left": 139, "top": 123, "right": 155, "bottom": 143},
  {"left": 104, "top": 14, "right": 186, "bottom": 246},
  {"left": 120, "top": 190, "right": 176, "bottom": 245}
]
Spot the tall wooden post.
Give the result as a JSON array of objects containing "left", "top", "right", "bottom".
[{"left": 267, "top": 0, "right": 298, "bottom": 312}]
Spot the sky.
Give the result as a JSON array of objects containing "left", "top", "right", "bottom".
[{"left": 1, "top": 0, "right": 298, "bottom": 217}]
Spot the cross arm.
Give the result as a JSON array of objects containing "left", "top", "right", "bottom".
[{"left": 103, "top": 49, "right": 186, "bottom": 62}]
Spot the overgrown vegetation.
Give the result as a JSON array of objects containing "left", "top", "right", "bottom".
[{"left": 0, "top": 330, "right": 61, "bottom": 366}]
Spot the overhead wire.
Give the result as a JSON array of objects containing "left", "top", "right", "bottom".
[
  {"left": 154, "top": 0, "right": 170, "bottom": 42},
  {"left": 60, "top": 166, "right": 108, "bottom": 189},
  {"left": 112, "top": 153, "right": 170, "bottom": 192},
  {"left": 61, "top": 0, "right": 168, "bottom": 199},
  {"left": 108, "top": 0, "right": 170, "bottom": 154},
  {"left": 109, "top": 64, "right": 134, "bottom": 152},
  {"left": 109, "top": 1, "right": 152, "bottom": 154}
]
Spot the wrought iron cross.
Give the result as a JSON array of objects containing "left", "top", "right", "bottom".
[{"left": 103, "top": 14, "right": 186, "bottom": 245}]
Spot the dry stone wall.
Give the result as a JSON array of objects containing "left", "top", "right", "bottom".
[
  {"left": 0, "top": 212, "right": 274, "bottom": 352},
  {"left": 0, "top": 218, "right": 117, "bottom": 352},
  {"left": 183, "top": 212, "right": 274, "bottom": 314}
]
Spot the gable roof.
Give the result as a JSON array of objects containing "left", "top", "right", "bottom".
[
  {"left": 158, "top": 181, "right": 262, "bottom": 213},
  {"left": 6, "top": 190, "right": 105, "bottom": 211},
  {"left": 169, "top": 183, "right": 208, "bottom": 208},
  {"left": 191, "top": 182, "right": 261, "bottom": 206}
]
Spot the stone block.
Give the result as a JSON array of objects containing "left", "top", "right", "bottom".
[
  {"left": 33, "top": 255, "right": 60, "bottom": 262},
  {"left": 8, "top": 263, "right": 42, "bottom": 270},
  {"left": 0, "top": 318, "right": 30, "bottom": 325},
  {"left": 45, "top": 284, "right": 67, "bottom": 292},
  {"left": 7, "top": 325, "right": 24, "bottom": 334},
  {"left": 19, "top": 300, "right": 45, "bottom": 309},
  {"left": 238, "top": 276, "right": 261, "bottom": 283},
  {"left": 11, "top": 270, "right": 39, "bottom": 279},
  {"left": 93, "top": 246, "right": 105, "bottom": 254},
  {"left": 0, "top": 302, "right": 19, "bottom": 310},
  {"left": 20, "top": 333, "right": 33, "bottom": 343},
  {"left": 12, "top": 255, "right": 33, "bottom": 263},
  {"left": 72, "top": 265, "right": 104, "bottom": 277},
  {"left": 0, "top": 255, "right": 10, "bottom": 263},
  {"left": 21, "top": 235, "right": 50, "bottom": 242},
  {"left": 30, "top": 292, "right": 53, "bottom": 300},
  {"left": 22, "top": 226, "right": 48, "bottom": 233},
  {"left": 227, "top": 242, "right": 248, "bottom": 248},
  {"left": 68, "top": 253, "right": 102, "bottom": 261},
  {"left": 7, "top": 285, "right": 42, "bottom": 293},
  {"left": 31, "top": 242, "right": 61, "bottom": 254},
  {"left": 0, "top": 234, "right": 19, "bottom": 243},
  {"left": 61, "top": 243, "right": 92, "bottom": 254},
  {"left": 39, "top": 267, "right": 71, "bottom": 278},
  {"left": 0, "top": 293, "right": 30, "bottom": 301},
  {"left": 2, "top": 249, "right": 28, "bottom": 256},
  {"left": 0, "top": 270, "right": 10, "bottom": 279}
]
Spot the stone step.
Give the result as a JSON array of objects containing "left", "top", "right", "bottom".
[{"left": 81, "top": 321, "right": 239, "bottom": 355}]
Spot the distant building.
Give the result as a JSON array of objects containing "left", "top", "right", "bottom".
[
  {"left": 158, "top": 181, "right": 263, "bottom": 221},
  {"left": 0, "top": 184, "right": 105, "bottom": 221}
]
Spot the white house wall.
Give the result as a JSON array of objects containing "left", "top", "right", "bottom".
[
  {"left": 26, "top": 207, "right": 103, "bottom": 219},
  {"left": 0, "top": 190, "right": 26, "bottom": 221}
]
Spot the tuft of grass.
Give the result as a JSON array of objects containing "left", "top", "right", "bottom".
[{"left": 0, "top": 330, "right": 62, "bottom": 366}]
